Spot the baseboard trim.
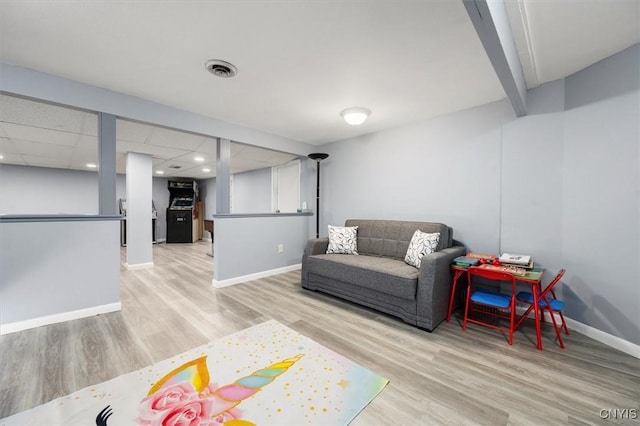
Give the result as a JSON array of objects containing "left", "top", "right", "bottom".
[
  {"left": 124, "top": 262, "right": 155, "bottom": 270},
  {"left": 564, "top": 317, "right": 639, "bottom": 359},
  {"left": 0, "top": 302, "right": 122, "bottom": 335},
  {"left": 212, "top": 264, "right": 301, "bottom": 288},
  {"left": 514, "top": 306, "right": 638, "bottom": 358}
]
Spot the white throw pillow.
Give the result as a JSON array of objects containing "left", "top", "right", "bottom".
[
  {"left": 404, "top": 230, "right": 440, "bottom": 268},
  {"left": 326, "top": 225, "right": 359, "bottom": 255}
]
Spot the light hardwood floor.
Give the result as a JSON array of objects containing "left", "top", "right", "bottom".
[{"left": 1, "top": 241, "right": 638, "bottom": 424}]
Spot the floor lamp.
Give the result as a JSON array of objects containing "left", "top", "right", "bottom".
[{"left": 308, "top": 153, "right": 329, "bottom": 238}]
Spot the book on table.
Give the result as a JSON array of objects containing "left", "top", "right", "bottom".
[
  {"left": 466, "top": 252, "right": 496, "bottom": 261},
  {"left": 453, "top": 256, "right": 480, "bottom": 267},
  {"left": 477, "top": 263, "right": 527, "bottom": 276},
  {"left": 499, "top": 253, "right": 532, "bottom": 266}
]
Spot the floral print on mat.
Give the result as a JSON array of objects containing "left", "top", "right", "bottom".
[
  {"left": 326, "top": 225, "right": 359, "bottom": 255},
  {"left": 404, "top": 230, "right": 440, "bottom": 268}
]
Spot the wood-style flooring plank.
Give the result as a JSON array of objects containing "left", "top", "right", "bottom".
[{"left": 0, "top": 241, "right": 638, "bottom": 425}]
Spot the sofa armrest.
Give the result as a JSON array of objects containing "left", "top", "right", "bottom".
[
  {"left": 416, "top": 245, "right": 466, "bottom": 330},
  {"left": 304, "top": 238, "right": 329, "bottom": 256},
  {"left": 301, "top": 238, "right": 329, "bottom": 288}
]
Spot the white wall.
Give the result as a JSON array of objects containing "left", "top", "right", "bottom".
[
  {"left": 0, "top": 165, "right": 99, "bottom": 214},
  {"left": 561, "top": 44, "right": 639, "bottom": 345},
  {"left": 198, "top": 177, "right": 217, "bottom": 219},
  {"left": 320, "top": 101, "right": 503, "bottom": 251},
  {"left": 0, "top": 219, "right": 120, "bottom": 329},
  {"left": 0, "top": 165, "right": 170, "bottom": 240},
  {"left": 316, "top": 45, "right": 640, "bottom": 346},
  {"left": 213, "top": 215, "right": 310, "bottom": 282},
  {"left": 232, "top": 167, "right": 272, "bottom": 213}
]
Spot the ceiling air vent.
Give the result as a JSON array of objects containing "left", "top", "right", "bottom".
[
  {"left": 168, "top": 165, "right": 182, "bottom": 169},
  {"left": 205, "top": 59, "right": 238, "bottom": 78}
]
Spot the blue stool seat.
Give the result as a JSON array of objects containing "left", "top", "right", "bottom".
[
  {"left": 517, "top": 291, "right": 565, "bottom": 311},
  {"left": 470, "top": 290, "right": 511, "bottom": 308}
]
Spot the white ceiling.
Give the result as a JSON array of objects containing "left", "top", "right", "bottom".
[
  {"left": 0, "top": 0, "right": 638, "bottom": 157},
  {"left": 505, "top": 1, "right": 639, "bottom": 89},
  {"left": 0, "top": 94, "right": 297, "bottom": 178}
]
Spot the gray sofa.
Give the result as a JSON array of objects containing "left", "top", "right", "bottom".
[{"left": 301, "top": 219, "right": 466, "bottom": 331}]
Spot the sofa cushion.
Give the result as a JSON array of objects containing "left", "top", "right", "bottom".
[
  {"left": 306, "top": 254, "right": 418, "bottom": 300},
  {"left": 326, "top": 225, "right": 359, "bottom": 255},
  {"left": 404, "top": 230, "right": 440, "bottom": 268},
  {"left": 345, "top": 219, "right": 450, "bottom": 259}
]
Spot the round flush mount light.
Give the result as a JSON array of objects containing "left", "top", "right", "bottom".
[
  {"left": 202, "top": 168, "right": 211, "bottom": 173},
  {"left": 156, "top": 170, "right": 164, "bottom": 175},
  {"left": 205, "top": 59, "right": 238, "bottom": 78},
  {"left": 340, "top": 107, "right": 371, "bottom": 125},
  {"left": 194, "top": 156, "right": 204, "bottom": 162},
  {"left": 86, "top": 163, "right": 97, "bottom": 169}
]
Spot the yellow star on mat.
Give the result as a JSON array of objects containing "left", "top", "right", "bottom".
[{"left": 337, "top": 379, "right": 349, "bottom": 389}]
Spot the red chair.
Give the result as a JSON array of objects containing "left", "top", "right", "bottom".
[
  {"left": 517, "top": 269, "right": 568, "bottom": 349},
  {"left": 463, "top": 267, "right": 518, "bottom": 345}
]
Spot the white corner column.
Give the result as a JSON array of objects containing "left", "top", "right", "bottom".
[{"left": 126, "top": 152, "right": 153, "bottom": 269}]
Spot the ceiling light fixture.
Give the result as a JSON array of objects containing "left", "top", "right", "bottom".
[
  {"left": 202, "top": 168, "right": 211, "bottom": 173},
  {"left": 86, "top": 163, "right": 97, "bottom": 169},
  {"left": 194, "top": 156, "right": 204, "bottom": 162},
  {"left": 156, "top": 170, "right": 164, "bottom": 175},
  {"left": 205, "top": 59, "right": 238, "bottom": 78},
  {"left": 340, "top": 107, "right": 371, "bottom": 126},
  {"left": 0, "top": 154, "right": 3, "bottom": 160}
]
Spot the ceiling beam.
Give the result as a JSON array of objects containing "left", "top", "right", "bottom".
[{"left": 463, "top": 0, "right": 527, "bottom": 116}]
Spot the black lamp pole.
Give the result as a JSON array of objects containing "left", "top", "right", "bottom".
[{"left": 308, "top": 153, "right": 329, "bottom": 238}]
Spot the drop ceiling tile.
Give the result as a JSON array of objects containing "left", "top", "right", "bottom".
[
  {"left": 22, "top": 155, "right": 70, "bottom": 168},
  {"left": 76, "top": 134, "right": 98, "bottom": 148},
  {"left": 69, "top": 144, "right": 98, "bottom": 168},
  {"left": 194, "top": 137, "right": 218, "bottom": 154},
  {"left": 117, "top": 140, "right": 190, "bottom": 159},
  {"left": 171, "top": 151, "right": 214, "bottom": 165},
  {"left": 0, "top": 152, "right": 27, "bottom": 166},
  {"left": 0, "top": 94, "right": 91, "bottom": 134},
  {"left": 116, "top": 155, "right": 127, "bottom": 174},
  {"left": 0, "top": 137, "right": 18, "bottom": 154},
  {"left": 13, "top": 139, "right": 74, "bottom": 158},
  {"left": 230, "top": 143, "right": 247, "bottom": 157},
  {"left": 149, "top": 127, "right": 208, "bottom": 150},
  {"left": 116, "top": 119, "right": 155, "bottom": 143},
  {"left": 1, "top": 122, "right": 80, "bottom": 146},
  {"left": 231, "top": 158, "right": 272, "bottom": 174}
]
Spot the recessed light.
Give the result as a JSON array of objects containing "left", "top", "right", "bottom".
[
  {"left": 0, "top": 154, "right": 3, "bottom": 160},
  {"left": 202, "top": 168, "right": 211, "bottom": 173},
  {"left": 86, "top": 163, "right": 97, "bottom": 169},
  {"left": 195, "top": 156, "right": 204, "bottom": 162},
  {"left": 156, "top": 170, "right": 164, "bottom": 175}
]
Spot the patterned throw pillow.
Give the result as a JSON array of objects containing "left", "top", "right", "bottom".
[
  {"left": 326, "top": 225, "right": 359, "bottom": 255},
  {"left": 404, "top": 230, "right": 440, "bottom": 268}
]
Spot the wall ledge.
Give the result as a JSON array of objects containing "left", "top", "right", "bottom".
[
  {"left": 213, "top": 212, "right": 312, "bottom": 219},
  {"left": 0, "top": 214, "right": 122, "bottom": 223}
]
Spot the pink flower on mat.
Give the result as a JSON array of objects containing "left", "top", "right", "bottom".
[
  {"left": 160, "top": 400, "right": 213, "bottom": 426},
  {"left": 138, "top": 383, "right": 241, "bottom": 426},
  {"left": 144, "top": 383, "right": 198, "bottom": 412},
  {"left": 136, "top": 354, "right": 303, "bottom": 425}
]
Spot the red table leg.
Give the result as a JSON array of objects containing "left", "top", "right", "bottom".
[
  {"left": 447, "top": 269, "right": 466, "bottom": 322},
  {"left": 533, "top": 282, "right": 543, "bottom": 350}
]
